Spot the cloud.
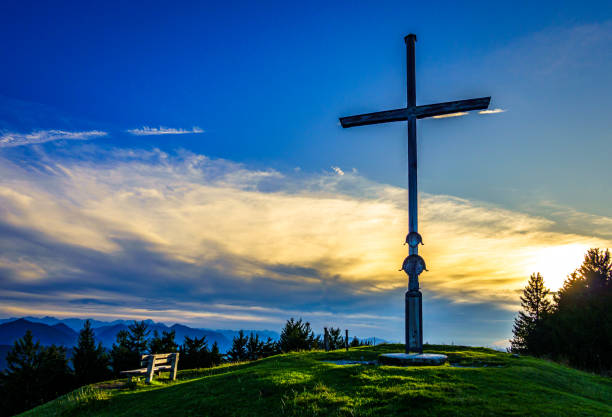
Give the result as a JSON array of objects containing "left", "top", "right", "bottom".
[
  {"left": 0, "top": 130, "right": 107, "bottom": 147},
  {"left": 0, "top": 146, "right": 609, "bottom": 340},
  {"left": 479, "top": 108, "right": 505, "bottom": 114},
  {"left": 432, "top": 112, "right": 468, "bottom": 119},
  {"left": 126, "top": 126, "right": 204, "bottom": 136},
  {"left": 331, "top": 166, "right": 344, "bottom": 176},
  {"left": 491, "top": 338, "right": 510, "bottom": 349}
]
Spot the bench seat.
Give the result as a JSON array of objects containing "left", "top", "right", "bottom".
[{"left": 120, "top": 365, "right": 172, "bottom": 375}]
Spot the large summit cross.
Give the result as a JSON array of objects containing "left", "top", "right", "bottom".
[{"left": 340, "top": 34, "right": 491, "bottom": 354}]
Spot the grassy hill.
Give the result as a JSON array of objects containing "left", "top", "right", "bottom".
[{"left": 22, "top": 344, "right": 612, "bottom": 416}]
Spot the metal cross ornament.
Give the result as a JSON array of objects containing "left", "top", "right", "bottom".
[{"left": 339, "top": 34, "right": 491, "bottom": 353}]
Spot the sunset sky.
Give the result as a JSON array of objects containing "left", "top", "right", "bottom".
[{"left": 1, "top": 1, "right": 611, "bottom": 347}]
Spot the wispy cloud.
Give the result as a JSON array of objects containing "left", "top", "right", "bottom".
[
  {"left": 0, "top": 130, "right": 107, "bottom": 147},
  {"left": 126, "top": 126, "right": 204, "bottom": 136},
  {"left": 479, "top": 108, "right": 506, "bottom": 114},
  {"left": 432, "top": 112, "right": 468, "bottom": 119},
  {"left": 0, "top": 147, "right": 609, "bottom": 341}
]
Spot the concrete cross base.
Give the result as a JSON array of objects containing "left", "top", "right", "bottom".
[{"left": 378, "top": 353, "right": 447, "bottom": 366}]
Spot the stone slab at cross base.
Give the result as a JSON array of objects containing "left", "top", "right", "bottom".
[{"left": 379, "top": 353, "right": 447, "bottom": 366}]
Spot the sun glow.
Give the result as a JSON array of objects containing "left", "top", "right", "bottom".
[
  {"left": 2, "top": 149, "right": 612, "bottom": 320},
  {"left": 530, "top": 244, "right": 589, "bottom": 291}
]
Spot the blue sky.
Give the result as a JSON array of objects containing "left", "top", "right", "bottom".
[{"left": 1, "top": 1, "right": 611, "bottom": 347}]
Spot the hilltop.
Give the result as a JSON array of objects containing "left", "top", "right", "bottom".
[{"left": 23, "top": 344, "right": 612, "bottom": 416}]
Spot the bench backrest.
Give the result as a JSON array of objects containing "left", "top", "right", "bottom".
[
  {"left": 140, "top": 353, "right": 177, "bottom": 368},
  {"left": 141, "top": 353, "right": 180, "bottom": 383}
]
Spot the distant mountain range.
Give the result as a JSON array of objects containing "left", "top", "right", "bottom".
[
  {"left": 0, "top": 319, "right": 78, "bottom": 346},
  {"left": 0, "top": 317, "right": 280, "bottom": 358},
  {"left": 0, "top": 316, "right": 167, "bottom": 331},
  {"left": 0, "top": 317, "right": 388, "bottom": 371}
]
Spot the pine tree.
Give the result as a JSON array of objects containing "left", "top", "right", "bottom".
[
  {"left": 72, "top": 320, "right": 111, "bottom": 386},
  {"left": 149, "top": 329, "right": 178, "bottom": 354},
  {"left": 0, "top": 331, "right": 73, "bottom": 415},
  {"left": 126, "top": 321, "right": 150, "bottom": 356},
  {"left": 110, "top": 321, "right": 152, "bottom": 374},
  {"left": 180, "top": 335, "right": 209, "bottom": 369},
  {"left": 227, "top": 330, "right": 248, "bottom": 362},
  {"left": 246, "top": 333, "right": 264, "bottom": 360},
  {"left": 279, "top": 318, "right": 318, "bottom": 352},
  {"left": 549, "top": 248, "right": 612, "bottom": 371},
  {"left": 261, "top": 337, "right": 279, "bottom": 357},
  {"left": 350, "top": 336, "right": 361, "bottom": 347},
  {"left": 110, "top": 330, "right": 138, "bottom": 375},
  {"left": 327, "top": 327, "right": 344, "bottom": 350},
  {"left": 579, "top": 248, "right": 612, "bottom": 292},
  {"left": 510, "top": 273, "right": 551, "bottom": 353},
  {"left": 557, "top": 249, "right": 611, "bottom": 307},
  {"left": 210, "top": 341, "right": 223, "bottom": 366}
]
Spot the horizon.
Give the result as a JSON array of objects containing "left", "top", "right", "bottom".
[
  {"left": 0, "top": 315, "right": 397, "bottom": 348},
  {"left": 1, "top": 1, "right": 612, "bottom": 349},
  {"left": 0, "top": 314, "right": 505, "bottom": 349},
  {"left": 0, "top": 315, "right": 285, "bottom": 334}
]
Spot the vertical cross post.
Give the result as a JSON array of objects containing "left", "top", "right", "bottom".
[
  {"left": 406, "top": 34, "right": 417, "bottom": 237},
  {"left": 404, "top": 34, "right": 423, "bottom": 354},
  {"left": 345, "top": 329, "right": 349, "bottom": 351},
  {"left": 324, "top": 327, "right": 329, "bottom": 352}
]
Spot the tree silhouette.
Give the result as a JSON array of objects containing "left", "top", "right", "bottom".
[
  {"left": 126, "top": 321, "right": 150, "bottom": 356},
  {"left": 0, "top": 331, "right": 73, "bottom": 415},
  {"left": 180, "top": 335, "right": 210, "bottom": 369},
  {"left": 210, "top": 341, "right": 223, "bottom": 366},
  {"left": 110, "top": 330, "right": 137, "bottom": 375},
  {"left": 245, "top": 333, "right": 264, "bottom": 360},
  {"left": 227, "top": 330, "right": 248, "bottom": 362},
  {"left": 327, "top": 327, "right": 345, "bottom": 350},
  {"left": 261, "top": 337, "right": 279, "bottom": 357},
  {"left": 510, "top": 273, "right": 551, "bottom": 353},
  {"left": 557, "top": 248, "right": 611, "bottom": 306},
  {"left": 110, "top": 321, "right": 152, "bottom": 374},
  {"left": 548, "top": 248, "right": 612, "bottom": 371},
  {"left": 72, "top": 320, "right": 111, "bottom": 386},
  {"left": 279, "top": 318, "right": 318, "bottom": 352},
  {"left": 511, "top": 248, "right": 612, "bottom": 372},
  {"left": 149, "top": 329, "right": 178, "bottom": 354}
]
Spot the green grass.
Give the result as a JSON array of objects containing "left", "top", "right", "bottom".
[{"left": 22, "top": 344, "right": 612, "bottom": 416}]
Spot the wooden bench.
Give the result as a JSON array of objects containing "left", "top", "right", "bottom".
[{"left": 120, "top": 353, "right": 179, "bottom": 383}]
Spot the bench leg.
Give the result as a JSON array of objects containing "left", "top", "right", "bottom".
[
  {"left": 146, "top": 356, "right": 155, "bottom": 383},
  {"left": 170, "top": 353, "right": 179, "bottom": 381}
]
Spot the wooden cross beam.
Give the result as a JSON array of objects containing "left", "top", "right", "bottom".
[{"left": 339, "top": 96, "right": 490, "bottom": 128}]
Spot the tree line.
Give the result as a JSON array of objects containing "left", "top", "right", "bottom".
[
  {"left": 0, "top": 317, "right": 367, "bottom": 415},
  {"left": 108, "top": 321, "right": 224, "bottom": 375},
  {"left": 224, "top": 318, "right": 367, "bottom": 362},
  {"left": 511, "top": 248, "right": 612, "bottom": 373}
]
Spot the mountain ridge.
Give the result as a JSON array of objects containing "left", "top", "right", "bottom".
[{"left": 0, "top": 317, "right": 282, "bottom": 359}]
